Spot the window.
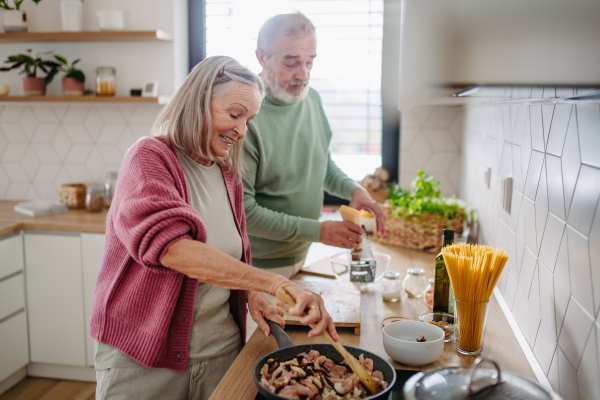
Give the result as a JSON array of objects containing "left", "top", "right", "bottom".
[{"left": 205, "top": 0, "right": 384, "bottom": 181}]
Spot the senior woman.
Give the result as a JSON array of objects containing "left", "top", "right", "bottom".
[{"left": 90, "top": 56, "right": 338, "bottom": 400}]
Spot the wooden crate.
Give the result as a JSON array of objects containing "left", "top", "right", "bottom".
[{"left": 373, "top": 206, "right": 464, "bottom": 253}]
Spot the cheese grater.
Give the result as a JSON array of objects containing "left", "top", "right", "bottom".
[{"left": 349, "top": 226, "right": 377, "bottom": 283}]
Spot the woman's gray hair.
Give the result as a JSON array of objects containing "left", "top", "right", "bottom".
[
  {"left": 257, "top": 11, "right": 316, "bottom": 57},
  {"left": 153, "top": 56, "right": 265, "bottom": 177}
]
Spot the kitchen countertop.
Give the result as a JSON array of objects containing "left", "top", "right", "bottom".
[
  {"left": 209, "top": 241, "right": 536, "bottom": 400},
  {"left": 0, "top": 200, "right": 107, "bottom": 235}
]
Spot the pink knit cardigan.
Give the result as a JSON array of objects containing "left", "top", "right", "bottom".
[{"left": 90, "top": 136, "right": 250, "bottom": 372}]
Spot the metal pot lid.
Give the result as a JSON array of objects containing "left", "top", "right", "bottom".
[{"left": 404, "top": 358, "right": 562, "bottom": 400}]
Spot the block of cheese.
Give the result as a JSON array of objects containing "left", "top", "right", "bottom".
[{"left": 339, "top": 205, "right": 361, "bottom": 225}]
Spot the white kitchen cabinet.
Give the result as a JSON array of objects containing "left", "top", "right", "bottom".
[
  {"left": 0, "top": 274, "right": 26, "bottom": 321},
  {"left": 0, "top": 233, "right": 24, "bottom": 279},
  {"left": 81, "top": 233, "right": 106, "bottom": 367},
  {"left": 0, "top": 312, "right": 29, "bottom": 382},
  {"left": 24, "top": 233, "right": 86, "bottom": 367}
]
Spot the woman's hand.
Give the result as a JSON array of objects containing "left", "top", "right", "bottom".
[
  {"left": 275, "top": 281, "right": 339, "bottom": 341},
  {"left": 247, "top": 291, "right": 285, "bottom": 338},
  {"left": 349, "top": 188, "right": 387, "bottom": 235}
]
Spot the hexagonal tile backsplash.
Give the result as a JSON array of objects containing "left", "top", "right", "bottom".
[
  {"left": 456, "top": 97, "right": 600, "bottom": 400},
  {"left": 0, "top": 103, "right": 162, "bottom": 200}
]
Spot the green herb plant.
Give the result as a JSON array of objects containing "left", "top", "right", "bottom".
[
  {"left": 0, "top": 0, "right": 42, "bottom": 10},
  {"left": 388, "top": 170, "right": 467, "bottom": 226},
  {"left": 53, "top": 55, "right": 85, "bottom": 83},
  {"left": 0, "top": 49, "right": 61, "bottom": 86}
]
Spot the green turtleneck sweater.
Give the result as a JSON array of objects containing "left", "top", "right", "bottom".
[{"left": 242, "top": 88, "right": 362, "bottom": 269}]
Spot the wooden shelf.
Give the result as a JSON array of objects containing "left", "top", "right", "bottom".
[
  {"left": 0, "top": 30, "right": 172, "bottom": 43},
  {"left": 0, "top": 96, "right": 162, "bottom": 103}
]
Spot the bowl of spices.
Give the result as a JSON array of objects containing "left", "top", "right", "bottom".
[{"left": 419, "top": 312, "right": 455, "bottom": 342}]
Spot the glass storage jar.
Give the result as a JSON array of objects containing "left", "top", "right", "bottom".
[
  {"left": 86, "top": 186, "right": 105, "bottom": 212},
  {"left": 424, "top": 277, "right": 434, "bottom": 308},
  {"left": 403, "top": 268, "right": 428, "bottom": 298},
  {"left": 105, "top": 171, "right": 118, "bottom": 208},
  {"left": 96, "top": 66, "right": 116, "bottom": 96},
  {"left": 382, "top": 271, "right": 402, "bottom": 302}
]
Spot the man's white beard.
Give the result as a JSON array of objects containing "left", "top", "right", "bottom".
[{"left": 264, "top": 66, "right": 310, "bottom": 103}]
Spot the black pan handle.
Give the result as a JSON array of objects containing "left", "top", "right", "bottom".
[{"left": 266, "top": 320, "right": 294, "bottom": 349}]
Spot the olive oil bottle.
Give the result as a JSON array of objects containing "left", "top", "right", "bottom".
[{"left": 433, "top": 229, "right": 455, "bottom": 314}]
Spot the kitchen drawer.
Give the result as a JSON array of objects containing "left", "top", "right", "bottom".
[
  {"left": 0, "top": 234, "right": 24, "bottom": 279},
  {"left": 0, "top": 311, "right": 29, "bottom": 382},
  {"left": 0, "top": 273, "right": 25, "bottom": 321}
]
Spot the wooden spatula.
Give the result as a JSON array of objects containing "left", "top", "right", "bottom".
[{"left": 276, "top": 286, "right": 380, "bottom": 395}]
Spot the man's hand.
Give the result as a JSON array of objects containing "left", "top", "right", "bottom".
[
  {"left": 247, "top": 291, "right": 285, "bottom": 338},
  {"left": 319, "top": 221, "right": 362, "bottom": 249},
  {"left": 349, "top": 188, "right": 387, "bottom": 235}
]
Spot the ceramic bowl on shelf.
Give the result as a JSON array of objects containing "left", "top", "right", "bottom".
[
  {"left": 383, "top": 320, "right": 444, "bottom": 366},
  {"left": 418, "top": 312, "right": 455, "bottom": 342}
]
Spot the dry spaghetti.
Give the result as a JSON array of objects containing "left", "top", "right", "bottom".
[{"left": 442, "top": 244, "right": 508, "bottom": 353}]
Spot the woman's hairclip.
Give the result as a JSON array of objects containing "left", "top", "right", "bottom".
[{"left": 217, "top": 66, "right": 225, "bottom": 78}]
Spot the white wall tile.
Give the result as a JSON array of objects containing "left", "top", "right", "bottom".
[
  {"left": 53, "top": 167, "right": 72, "bottom": 189},
  {"left": 63, "top": 105, "right": 90, "bottom": 123},
  {"left": 31, "top": 105, "right": 58, "bottom": 123},
  {"left": 508, "top": 190, "right": 523, "bottom": 232},
  {"left": 539, "top": 213, "right": 566, "bottom": 273},
  {"left": 86, "top": 148, "right": 106, "bottom": 183},
  {"left": 2, "top": 143, "right": 27, "bottom": 162},
  {"left": 33, "top": 164, "right": 60, "bottom": 183},
  {"left": 2, "top": 163, "right": 29, "bottom": 182},
  {"left": 119, "top": 104, "right": 136, "bottom": 121},
  {"left": 32, "top": 144, "right": 60, "bottom": 164},
  {"left": 52, "top": 128, "right": 72, "bottom": 160},
  {"left": 516, "top": 207, "right": 527, "bottom": 276},
  {"left": 530, "top": 106, "right": 545, "bottom": 152},
  {"left": 64, "top": 124, "right": 92, "bottom": 144},
  {"left": 539, "top": 261, "right": 558, "bottom": 339},
  {"left": 512, "top": 105, "right": 527, "bottom": 145},
  {"left": 83, "top": 108, "right": 103, "bottom": 141},
  {"left": 577, "top": 325, "right": 600, "bottom": 400},
  {"left": 567, "top": 166, "right": 600, "bottom": 237},
  {"left": 559, "top": 296, "right": 594, "bottom": 369},
  {"left": 547, "top": 348, "right": 560, "bottom": 393},
  {"left": 519, "top": 248, "right": 538, "bottom": 297},
  {"left": 31, "top": 123, "right": 58, "bottom": 143},
  {"left": 17, "top": 108, "right": 38, "bottom": 141},
  {"left": 562, "top": 118, "right": 581, "bottom": 219},
  {"left": 542, "top": 105, "right": 555, "bottom": 147},
  {"left": 129, "top": 124, "right": 151, "bottom": 140},
  {"left": 513, "top": 287, "right": 530, "bottom": 345},
  {"left": 97, "top": 145, "right": 124, "bottom": 165},
  {"left": 557, "top": 346, "right": 579, "bottom": 400},
  {"left": 511, "top": 145, "right": 524, "bottom": 192},
  {"left": 505, "top": 273, "right": 519, "bottom": 310},
  {"left": 400, "top": 128, "right": 418, "bottom": 150},
  {"left": 590, "top": 203, "right": 600, "bottom": 320},
  {"left": 506, "top": 228, "right": 519, "bottom": 279},
  {"left": 407, "top": 134, "right": 433, "bottom": 167},
  {"left": 5, "top": 183, "right": 30, "bottom": 199},
  {"left": 0, "top": 105, "right": 24, "bottom": 122},
  {"left": 423, "top": 129, "right": 459, "bottom": 151},
  {"left": 424, "top": 107, "right": 460, "bottom": 128},
  {"left": 521, "top": 109, "right": 532, "bottom": 179},
  {"left": 530, "top": 264, "right": 541, "bottom": 345},
  {"left": 424, "top": 153, "right": 458, "bottom": 173},
  {"left": 554, "top": 231, "right": 571, "bottom": 337},
  {"left": 21, "top": 147, "right": 40, "bottom": 180},
  {"left": 523, "top": 197, "right": 538, "bottom": 255},
  {"left": 66, "top": 144, "right": 92, "bottom": 164},
  {"left": 401, "top": 109, "right": 420, "bottom": 128},
  {"left": 577, "top": 104, "right": 600, "bottom": 169},
  {"left": 130, "top": 105, "right": 164, "bottom": 124},
  {"left": 97, "top": 125, "right": 126, "bottom": 145},
  {"left": 97, "top": 105, "right": 126, "bottom": 123},
  {"left": 546, "top": 154, "right": 566, "bottom": 221},
  {"left": 34, "top": 183, "right": 58, "bottom": 200},
  {"left": 524, "top": 150, "right": 544, "bottom": 201},
  {"left": 546, "top": 104, "right": 572, "bottom": 157},
  {"left": 534, "top": 321, "right": 558, "bottom": 374},
  {"left": 0, "top": 123, "right": 27, "bottom": 142},
  {"left": 0, "top": 168, "right": 8, "bottom": 196},
  {"left": 64, "top": 165, "right": 91, "bottom": 183},
  {"left": 567, "top": 226, "right": 595, "bottom": 317},
  {"left": 52, "top": 105, "right": 68, "bottom": 121},
  {"left": 535, "top": 161, "right": 549, "bottom": 251}
]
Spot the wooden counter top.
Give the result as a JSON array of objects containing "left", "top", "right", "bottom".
[
  {"left": 0, "top": 201, "right": 107, "bottom": 234},
  {"left": 210, "top": 241, "right": 536, "bottom": 400}
]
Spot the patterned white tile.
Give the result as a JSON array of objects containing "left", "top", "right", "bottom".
[
  {"left": 408, "top": 106, "right": 435, "bottom": 127},
  {"left": 86, "top": 148, "right": 106, "bottom": 182},
  {"left": 578, "top": 325, "right": 600, "bottom": 400},
  {"left": 424, "top": 152, "right": 458, "bottom": 173},
  {"left": 530, "top": 106, "right": 545, "bottom": 152},
  {"left": 567, "top": 226, "right": 595, "bottom": 317},
  {"left": 31, "top": 123, "right": 59, "bottom": 143},
  {"left": 20, "top": 147, "right": 40, "bottom": 180},
  {"left": 577, "top": 104, "right": 600, "bottom": 169},
  {"left": 400, "top": 128, "right": 418, "bottom": 150},
  {"left": 32, "top": 144, "right": 60, "bottom": 163},
  {"left": 2, "top": 143, "right": 27, "bottom": 162},
  {"left": 64, "top": 164, "right": 91, "bottom": 183},
  {"left": 25, "top": 184, "right": 38, "bottom": 199},
  {"left": 0, "top": 123, "right": 27, "bottom": 142},
  {"left": 530, "top": 264, "right": 541, "bottom": 345},
  {"left": 524, "top": 150, "right": 544, "bottom": 201},
  {"left": 539, "top": 213, "right": 565, "bottom": 273},
  {"left": 516, "top": 206, "right": 527, "bottom": 276},
  {"left": 504, "top": 273, "right": 519, "bottom": 310},
  {"left": 523, "top": 197, "right": 538, "bottom": 255},
  {"left": 118, "top": 104, "right": 136, "bottom": 121},
  {"left": 535, "top": 161, "right": 549, "bottom": 251},
  {"left": 513, "top": 287, "right": 530, "bottom": 345},
  {"left": 32, "top": 105, "right": 59, "bottom": 123},
  {"left": 97, "top": 125, "right": 125, "bottom": 145},
  {"left": 546, "top": 104, "right": 572, "bottom": 157},
  {"left": 400, "top": 151, "right": 417, "bottom": 173},
  {"left": 117, "top": 129, "right": 138, "bottom": 155},
  {"left": 83, "top": 108, "right": 103, "bottom": 141},
  {"left": 521, "top": 109, "right": 532, "bottom": 179},
  {"left": 129, "top": 124, "right": 151, "bottom": 140},
  {"left": 401, "top": 109, "right": 420, "bottom": 128},
  {"left": 423, "top": 129, "right": 459, "bottom": 151},
  {"left": 63, "top": 105, "right": 90, "bottom": 123},
  {"left": 424, "top": 106, "right": 459, "bottom": 128},
  {"left": 539, "top": 261, "right": 558, "bottom": 339},
  {"left": 543, "top": 87, "right": 556, "bottom": 98},
  {"left": 554, "top": 231, "right": 571, "bottom": 338},
  {"left": 547, "top": 348, "right": 560, "bottom": 393},
  {"left": 5, "top": 183, "right": 30, "bottom": 199},
  {"left": 512, "top": 105, "right": 527, "bottom": 145},
  {"left": 546, "top": 154, "right": 566, "bottom": 221},
  {"left": 52, "top": 127, "right": 72, "bottom": 160},
  {"left": 562, "top": 118, "right": 581, "bottom": 219},
  {"left": 0, "top": 168, "right": 8, "bottom": 196},
  {"left": 97, "top": 145, "right": 124, "bottom": 165},
  {"left": 51, "top": 104, "right": 68, "bottom": 121},
  {"left": 590, "top": 202, "right": 600, "bottom": 318},
  {"left": 130, "top": 105, "right": 164, "bottom": 124},
  {"left": 18, "top": 108, "right": 38, "bottom": 140},
  {"left": 65, "top": 144, "right": 92, "bottom": 164},
  {"left": 33, "top": 183, "right": 59, "bottom": 201},
  {"left": 508, "top": 189, "right": 523, "bottom": 232},
  {"left": 97, "top": 105, "right": 126, "bottom": 123},
  {"left": 407, "top": 134, "right": 433, "bottom": 167},
  {"left": 449, "top": 109, "right": 464, "bottom": 145},
  {"left": 557, "top": 346, "right": 578, "bottom": 400},
  {"left": 511, "top": 145, "right": 524, "bottom": 192},
  {"left": 519, "top": 248, "right": 537, "bottom": 297},
  {"left": 0, "top": 132, "right": 6, "bottom": 158},
  {"left": 1, "top": 163, "right": 29, "bottom": 182},
  {"left": 558, "top": 296, "right": 594, "bottom": 369},
  {"left": 53, "top": 167, "right": 73, "bottom": 190},
  {"left": 64, "top": 124, "right": 92, "bottom": 144},
  {"left": 533, "top": 321, "right": 558, "bottom": 374},
  {"left": 506, "top": 227, "right": 519, "bottom": 279},
  {"left": 0, "top": 106, "right": 25, "bottom": 122},
  {"left": 568, "top": 165, "right": 600, "bottom": 236},
  {"left": 542, "top": 105, "right": 555, "bottom": 147},
  {"left": 33, "top": 164, "right": 61, "bottom": 183}
]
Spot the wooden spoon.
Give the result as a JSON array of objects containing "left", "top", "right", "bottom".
[{"left": 276, "top": 286, "right": 381, "bottom": 395}]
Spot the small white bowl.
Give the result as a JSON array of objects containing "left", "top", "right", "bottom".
[{"left": 383, "top": 320, "right": 445, "bottom": 366}]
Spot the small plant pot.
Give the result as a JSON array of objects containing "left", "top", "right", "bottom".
[
  {"left": 62, "top": 77, "right": 84, "bottom": 96},
  {"left": 3, "top": 10, "right": 28, "bottom": 32},
  {"left": 23, "top": 77, "right": 45, "bottom": 96}
]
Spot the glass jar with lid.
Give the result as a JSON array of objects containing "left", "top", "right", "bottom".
[
  {"left": 382, "top": 271, "right": 402, "bottom": 302},
  {"left": 86, "top": 186, "right": 105, "bottom": 212},
  {"left": 403, "top": 268, "right": 428, "bottom": 298},
  {"left": 105, "top": 171, "right": 118, "bottom": 208},
  {"left": 96, "top": 66, "right": 116, "bottom": 96},
  {"left": 424, "top": 277, "right": 434, "bottom": 308}
]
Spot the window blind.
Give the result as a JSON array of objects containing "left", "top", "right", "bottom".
[{"left": 205, "top": 0, "right": 383, "bottom": 180}]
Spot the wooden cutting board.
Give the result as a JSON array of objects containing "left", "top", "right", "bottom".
[
  {"left": 300, "top": 256, "right": 337, "bottom": 279},
  {"left": 271, "top": 281, "right": 361, "bottom": 335}
]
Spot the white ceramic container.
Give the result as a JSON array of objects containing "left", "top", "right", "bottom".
[
  {"left": 61, "top": 0, "right": 83, "bottom": 31},
  {"left": 3, "top": 10, "right": 27, "bottom": 32},
  {"left": 383, "top": 320, "right": 444, "bottom": 366}
]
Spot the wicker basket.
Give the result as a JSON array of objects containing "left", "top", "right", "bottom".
[
  {"left": 373, "top": 206, "right": 464, "bottom": 253},
  {"left": 59, "top": 184, "right": 87, "bottom": 209}
]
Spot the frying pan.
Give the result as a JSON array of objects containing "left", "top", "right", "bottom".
[{"left": 252, "top": 321, "right": 396, "bottom": 400}]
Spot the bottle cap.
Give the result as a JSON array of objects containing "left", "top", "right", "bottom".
[
  {"left": 383, "top": 271, "right": 402, "bottom": 280},
  {"left": 407, "top": 267, "right": 426, "bottom": 276},
  {"left": 443, "top": 229, "right": 455, "bottom": 240}
]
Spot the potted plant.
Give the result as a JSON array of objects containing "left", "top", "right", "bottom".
[
  {"left": 0, "top": 49, "right": 60, "bottom": 96},
  {"left": 54, "top": 55, "right": 85, "bottom": 96},
  {"left": 1, "top": 0, "right": 43, "bottom": 32}
]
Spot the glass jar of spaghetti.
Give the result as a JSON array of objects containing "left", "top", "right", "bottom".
[{"left": 96, "top": 66, "right": 116, "bottom": 96}]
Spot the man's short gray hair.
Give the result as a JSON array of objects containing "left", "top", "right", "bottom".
[
  {"left": 153, "top": 56, "right": 265, "bottom": 178},
  {"left": 257, "top": 12, "right": 316, "bottom": 56}
]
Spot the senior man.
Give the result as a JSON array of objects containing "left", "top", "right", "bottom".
[{"left": 242, "top": 12, "right": 386, "bottom": 278}]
